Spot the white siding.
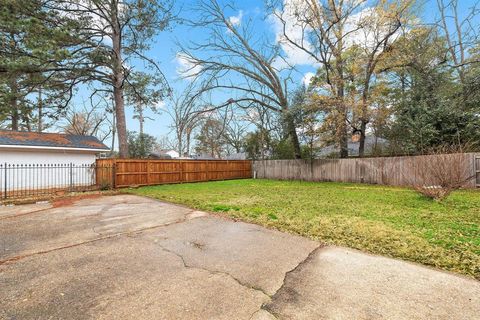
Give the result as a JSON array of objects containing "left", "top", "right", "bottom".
[
  {"left": 1, "top": 149, "right": 96, "bottom": 165},
  {"left": 0, "top": 148, "right": 98, "bottom": 191},
  {"left": 165, "top": 150, "right": 180, "bottom": 158}
]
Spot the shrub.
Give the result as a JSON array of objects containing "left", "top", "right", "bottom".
[{"left": 408, "top": 145, "right": 475, "bottom": 200}]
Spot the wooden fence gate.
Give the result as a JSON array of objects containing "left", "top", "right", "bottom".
[{"left": 96, "top": 159, "right": 252, "bottom": 188}]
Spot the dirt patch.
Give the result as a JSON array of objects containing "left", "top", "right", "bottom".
[{"left": 51, "top": 193, "right": 106, "bottom": 208}]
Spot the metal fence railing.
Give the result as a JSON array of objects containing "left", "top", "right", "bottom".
[{"left": 0, "top": 163, "right": 114, "bottom": 201}]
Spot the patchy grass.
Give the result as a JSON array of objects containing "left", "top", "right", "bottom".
[{"left": 130, "top": 179, "right": 480, "bottom": 279}]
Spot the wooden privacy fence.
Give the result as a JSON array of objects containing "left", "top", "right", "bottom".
[
  {"left": 253, "top": 153, "right": 480, "bottom": 188},
  {"left": 96, "top": 159, "right": 252, "bottom": 188}
]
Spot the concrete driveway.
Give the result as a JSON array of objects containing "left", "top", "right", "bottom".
[{"left": 1, "top": 195, "right": 479, "bottom": 319}]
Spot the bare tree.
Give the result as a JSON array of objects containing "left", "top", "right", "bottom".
[
  {"left": 352, "top": 2, "right": 411, "bottom": 156},
  {"left": 195, "top": 111, "right": 229, "bottom": 158},
  {"left": 436, "top": 0, "right": 480, "bottom": 85},
  {"left": 165, "top": 83, "right": 204, "bottom": 157},
  {"left": 269, "top": 0, "right": 365, "bottom": 157},
  {"left": 270, "top": 0, "right": 414, "bottom": 157},
  {"left": 60, "top": 102, "right": 112, "bottom": 142},
  {"left": 244, "top": 102, "right": 281, "bottom": 159},
  {"left": 223, "top": 107, "right": 249, "bottom": 154},
  {"left": 179, "top": 0, "right": 302, "bottom": 158}
]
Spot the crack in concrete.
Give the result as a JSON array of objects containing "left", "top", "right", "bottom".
[
  {"left": 0, "top": 214, "right": 203, "bottom": 266},
  {"left": 151, "top": 239, "right": 324, "bottom": 320},
  {"left": 248, "top": 308, "right": 278, "bottom": 320},
  {"left": 154, "top": 242, "right": 272, "bottom": 300},
  {"left": 1, "top": 199, "right": 322, "bottom": 320},
  {"left": 260, "top": 243, "right": 325, "bottom": 318}
]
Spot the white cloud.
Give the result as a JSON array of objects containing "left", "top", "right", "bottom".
[
  {"left": 269, "top": 1, "right": 317, "bottom": 68},
  {"left": 155, "top": 100, "right": 166, "bottom": 110},
  {"left": 344, "top": 7, "right": 404, "bottom": 52},
  {"left": 302, "top": 72, "right": 315, "bottom": 87},
  {"left": 229, "top": 10, "right": 244, "bottom": 27},
  {"left": 270, "top": 0, "right": 403, "bottom": 67},
  {"left": 175, "top": 53, "right": 202, "bottom": 80}
]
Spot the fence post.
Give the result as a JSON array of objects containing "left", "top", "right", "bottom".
[
  {"left": 180, "top": 160, "right": 184, "bottom": 183},
  {"left": 69, "top": 162, "right": 73, "bottom": 191},
  {"left": 111, "top": 160, "right": 116, "bottom": 189},
  {"left": 206, "top": 161, "right": 210, "bottom": 181},
  {"left": 3, "top": 163, "right": 7, "bottom": 200},
  {"left": 148, "top": 160, "right": 152, "bottom": 185},
  {"left": 475, "top": 154, "right": 479, "bottom": 188}
]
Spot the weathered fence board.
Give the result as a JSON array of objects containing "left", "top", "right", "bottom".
[
  {"left": 253, "top": 153, "right": 479, "bottom": 188},
  {"left": 96, "top": 159, "right": 252, "bottom": 188}
]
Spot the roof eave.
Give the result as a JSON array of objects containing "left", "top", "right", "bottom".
[{"left": 0, "top": 144, "right": 109, "bottom": 153}]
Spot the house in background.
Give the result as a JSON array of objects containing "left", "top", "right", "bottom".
[
  {"left": 317, "top": 135, "right": 389, "bottom": 158},
  {"left": 0, "top": 130, "right": 109, "bottom": 165},
  {"left": 149, "top": 149, "right": 180, "bottom": 159},
  {"left": 225, "top": 152, "right": 247, "bottom": 160},
  {"left": 0, "top": 130, "right": 109, "bottom": 192}
]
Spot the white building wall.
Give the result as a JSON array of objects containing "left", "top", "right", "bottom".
[
  {"left": 165, "top": 150, "right": 180, "bottom": 158},
  {"left": 1, "top": 149, "right": 96, "bottom": 165},
  {"left": 0, "top": 149, "right": 99, "bottom": 191}
]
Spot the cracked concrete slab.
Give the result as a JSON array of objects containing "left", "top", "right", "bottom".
[
  {"left": 265, "top": 246, "right": 480, "bottom": 320},
  {"left": 0, "top": 195, "right": 191, "bottom": 262},
  {"left": 0, "top": 235, "right": 267, "bottom": 320},
  {"left": 1, "top": 194, "right": 479, "bottom": 319},
  {"left": 146, "top": 216, "right": 319, "bottom": 296}
]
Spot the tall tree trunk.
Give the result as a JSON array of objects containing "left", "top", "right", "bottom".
[
  {"left": 177, "top": 127, "right": 183, "bottom": 156},
  {"left": 111, "top": 108, "right": 116, "bottom": 155},
  {"left": 335, "top": 5, "right": 348, "bottom": 159},
  {"left": 358, "top": 120, "right": 367, "bottom": 157},
  {"left": 9, "top": 79, "right": 19, "bottom": 131},
  {"left": 358, "top": 86, "right": 370, "bottom": 157},
  {"left": 285, "top": 113, "right": 301, "bottom": 159},
  {"left": 24, "top": 114, "right": 31, "bottom": 131},
  {"left": 38, "top": 88, "right": 43, "bottom": 132},
  {"left": 186, "top": 127, "right": 191, "bottom": 157},
  {"left": 113, "top": 72, "right": 127, "bottom": 157},
  {"left": 11, "top": 107, "right": 19, "bottom": 131},
  {"left": 138, "top": 104, "right": 144, "bottom": 136},
  {"left": 112, "top": 6, "right": 128, "bottom": 158},
  {"left": 338, "top": 114, "right": 348, "bottom": 158}
]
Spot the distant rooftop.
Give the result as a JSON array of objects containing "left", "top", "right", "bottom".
[
  {"left": 317, "top": 136, "right": 389, "bottom": 158},
  {"left": 0, "top": 130, "right": 109, "bottom": 151}
]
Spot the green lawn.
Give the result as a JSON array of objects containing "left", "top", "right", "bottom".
[{"left": 129, "top": 179, "right": 480, "bottom": 279}]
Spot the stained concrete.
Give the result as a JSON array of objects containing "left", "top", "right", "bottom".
[
  {"left": 0, "top": 195, "right": 190, "bottom": 262},
  {"left": 0, "top": 202, "right": 51, "bottom": 219},
  {"left": 1, "top": 195, "right": 479, "bottom": 319},
  {"left": 265, "top": 247, "right": 480, "bottom": 320}
]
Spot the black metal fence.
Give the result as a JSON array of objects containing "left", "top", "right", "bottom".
[{"left": 0, "top": 163, "right": 114, "bottom": 201}]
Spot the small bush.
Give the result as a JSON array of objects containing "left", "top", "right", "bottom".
[{"left": 408, "top": 145, "right": 475, "bottom": 200}]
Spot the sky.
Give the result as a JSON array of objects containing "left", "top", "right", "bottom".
[{"left": 72, "top": 0, "right": 479, "bottom": 149}]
